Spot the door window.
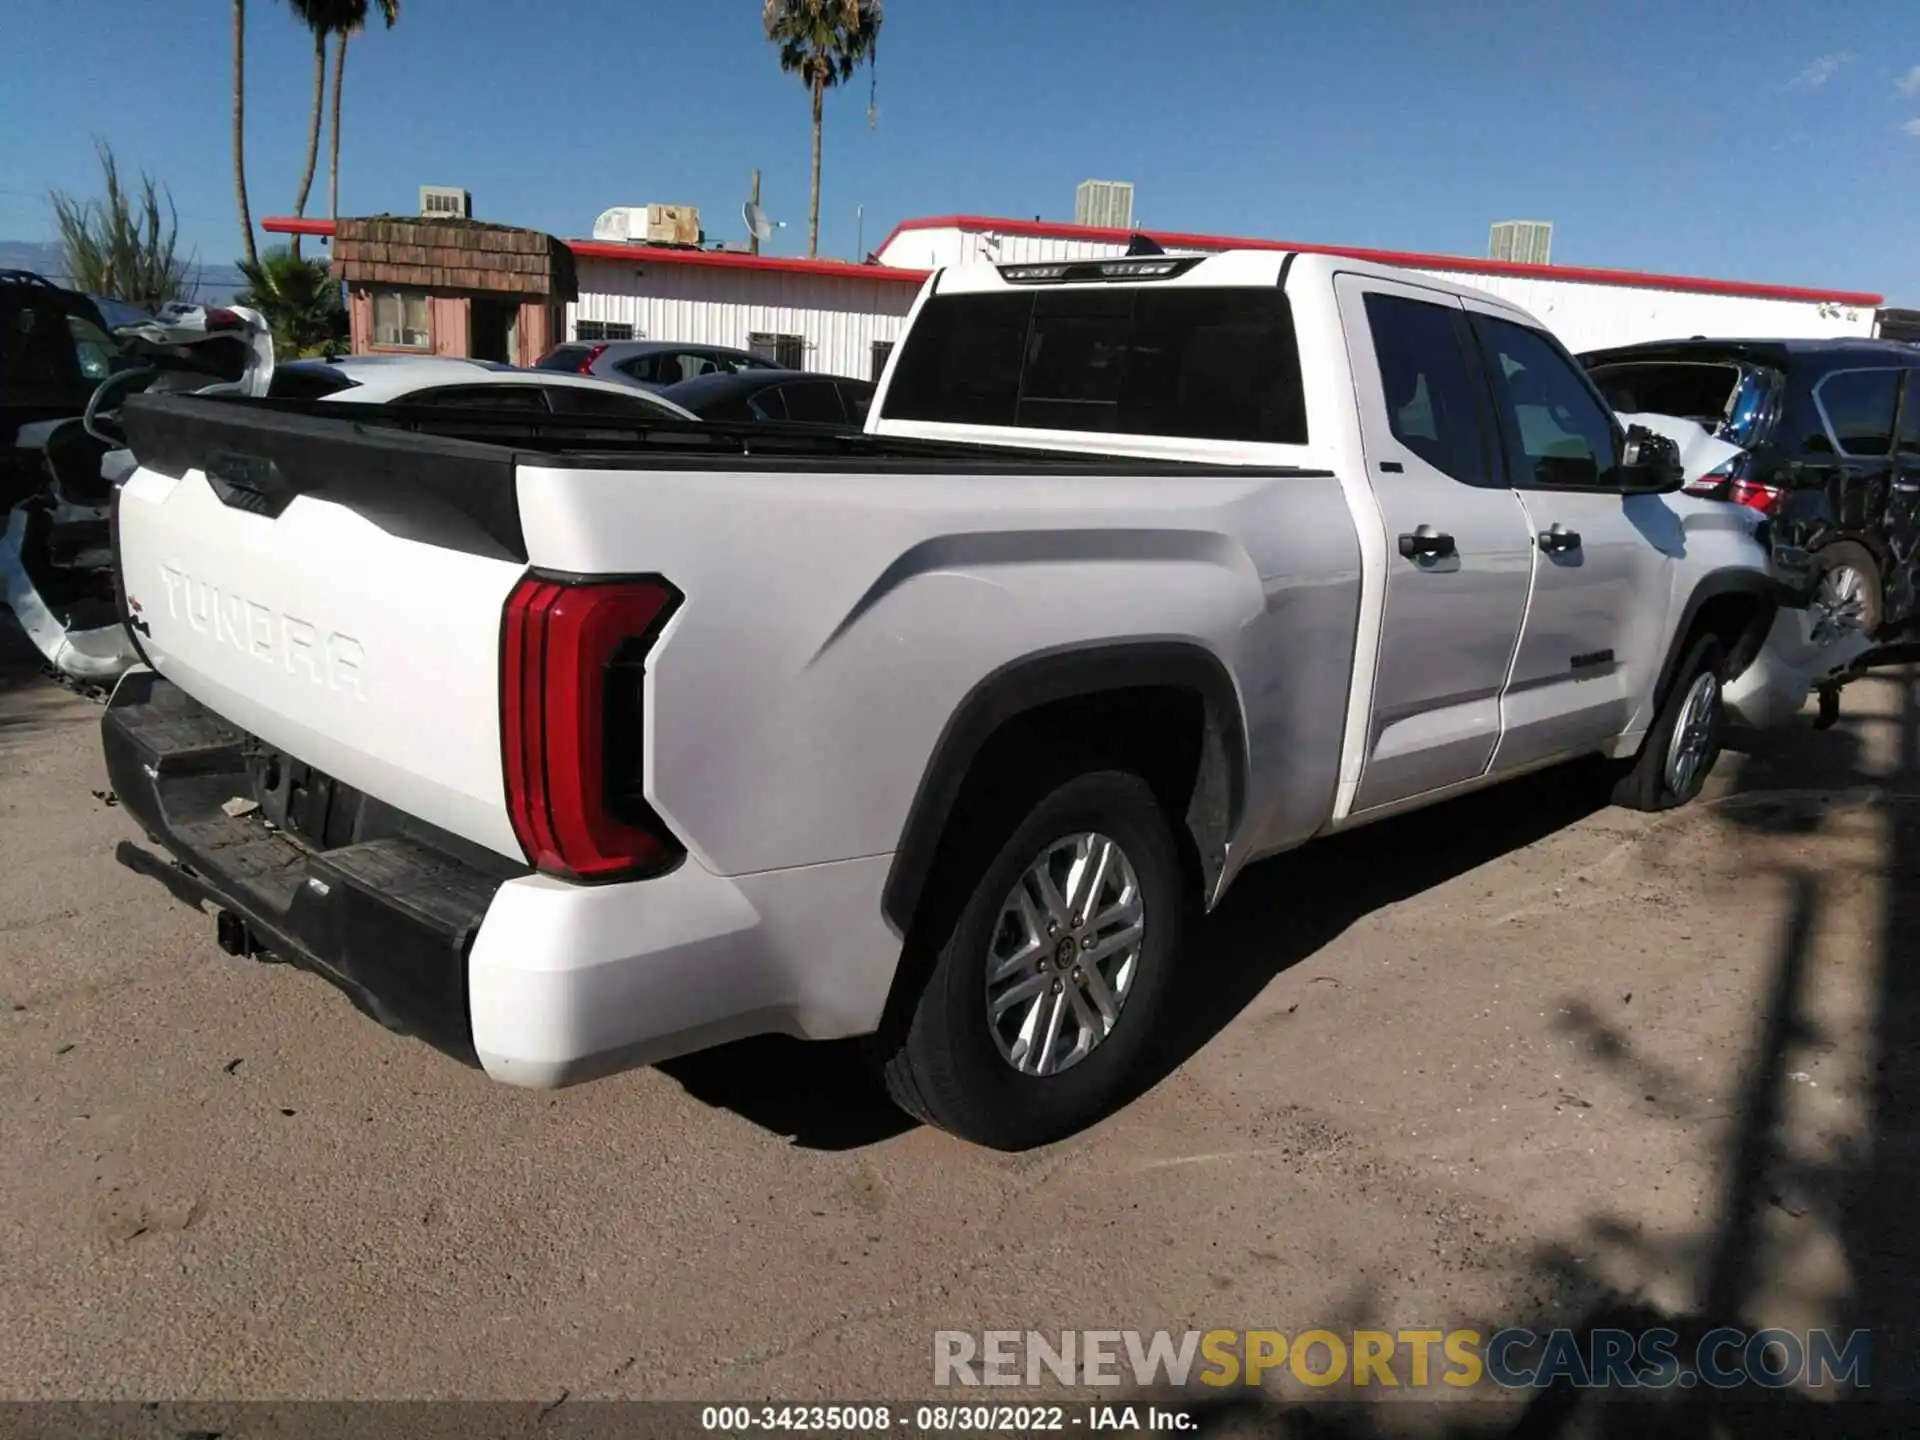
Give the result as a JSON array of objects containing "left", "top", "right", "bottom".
[
  {"left": 1361, "top": 292, "right": 1491, "bottom": 484},
  {"left": 839, "top": 381, "right": 875, "bottom": 424},
  {"left": 1898, "top": 372, "right": 1920, "bottom": 457},
  {"left": 615, "top": 353, "right": 667, "bottom": 384},
  {"left": 1472, "top": 316, "right": 1621, "bottom": 488},
  {"left": 67, "top": 315, "right": 120, "bottom": 380},
  {"left": 748, "top": 386, "right": 788, "bottom": 421},
  {"left": 776, "top": 380, "right": 847, "bottom": 423},
  {"left": 1813, "top": 368, "right": 1901, "bottom": 456}
]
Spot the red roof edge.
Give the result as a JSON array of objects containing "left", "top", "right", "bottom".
[
  {"left": 875, "top": 214, "right": 1885, "bottom": 308},
  {"left": 263, "top": 216, "right": 336, "bottom": 237},
  {"left": 563, "top": 238, "right": 927, "bottom": 283},
  {"left": 259, "top": 217, "right": 927, "bottom": 284}
]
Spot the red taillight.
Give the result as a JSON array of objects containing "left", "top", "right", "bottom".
[
  {"left": 500, "top": 574, "right": 682, "bottom": 881},
  {"left": 577, "top": 343, "right": 608, "bottom": 375},
  {"left": 1683, "top": 451, "right": 1784, "bottom": 516},
  {"left": 1726, "top": 477, "right": 1786, "bottom": 516}
]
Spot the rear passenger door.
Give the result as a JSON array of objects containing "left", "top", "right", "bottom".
[
  {"left": 1335, "top": 274, "right": 1536, "bottom": 812},
  {"left": 1462, "top": 305, "right": 1681, "bottom": 773}
]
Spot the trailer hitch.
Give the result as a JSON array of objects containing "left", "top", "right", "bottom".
[{"left": 1813, "top": 639, "right": 1920, "bottom": 730}]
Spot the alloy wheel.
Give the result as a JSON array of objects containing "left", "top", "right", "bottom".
[
  {"left": 1663, "top": 670, "right": 1721, "bottom": 797},
  {"left": 1812, "top": 564, "right": 1870, "bottom": 643},
  {"left": 983, "top": 832, "right": 1145, "bottom": 1077}
]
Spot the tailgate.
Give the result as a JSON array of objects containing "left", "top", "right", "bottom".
[{"left": 114, "top": 394, "right": 530, "bottom": 860}]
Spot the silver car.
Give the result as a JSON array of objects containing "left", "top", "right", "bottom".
[{"left": 534, "top": 339, "right": 781, "bottom": 391}]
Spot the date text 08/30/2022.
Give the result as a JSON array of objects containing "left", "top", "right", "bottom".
[{"left": 699, "top": 1405, "right": 1195, "bottom": 1433}]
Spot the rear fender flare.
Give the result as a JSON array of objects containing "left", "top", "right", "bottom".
[{"left": 880, "top": 640, "right": 1249, "bottom": 937}]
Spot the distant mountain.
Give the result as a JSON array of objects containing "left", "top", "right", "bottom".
[{"left": 0, "top": 239, "right": 246, "bottom": 305}]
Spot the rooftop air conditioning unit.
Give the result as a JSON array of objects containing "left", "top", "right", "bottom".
[
  {"left": 592, "top": 204, "right": 702, "bottom": 246},
  {"left": 420, "top": 186, "right": 472, "bottom": 218}
]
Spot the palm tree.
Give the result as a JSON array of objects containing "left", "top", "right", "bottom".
[
  {"left": 763, "top": 0, "right": 881, "bottom": 258},
  {"left": 232, "top": 0, "right": 258, "bottom": 267},
  {"left": 238, "top": 245, "right": 347, "bottom": 356},
  {"left": 327, "top": 0, "right": 401, "bottom": 223},
  {"left": 283, "top": 0, "right": 345, "bottom": 260}
]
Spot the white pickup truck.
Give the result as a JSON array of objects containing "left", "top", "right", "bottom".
[{"left": 102, "top": 250, "right": 1835, "bottom": 1148}]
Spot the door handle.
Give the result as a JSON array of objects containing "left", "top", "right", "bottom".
[
  {"left": 1538, "top": 524, "right": 1582, "bottom": 554},
  {"left": 1397, "top": 527, "right": 1456, "bottom": 560}
]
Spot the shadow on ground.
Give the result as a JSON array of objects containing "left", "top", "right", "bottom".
[
  {"left": 1137, "top": 673, "right": 1920, "bottom": 1435},
  {"left": 667, "top": 673, "right": 1920, "bottom": 1432},
  {"left": 0, "top": 612, "right": 96, "bottom": 741},
  {"left": 666, "top": 755, "right": 1611, "bottom": 1149}
]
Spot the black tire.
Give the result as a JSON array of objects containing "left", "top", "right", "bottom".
[
  {"left": 1811, "top": 540, "right": 1883, "bottom": 639},
  {"left": 873, "top": 767, "right": 1187, "bottom": 1150},
  {"left": 1613, "top": 635, "right": 1727, "bottom": 812}
]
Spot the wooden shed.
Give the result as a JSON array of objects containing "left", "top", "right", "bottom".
[{"left": 329, "top": 216, "right": 578, "bottom": 366}]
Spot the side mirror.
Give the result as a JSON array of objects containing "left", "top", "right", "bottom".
[{"left": 1616, "top": 424, "right": 1685, "bottom": 494}]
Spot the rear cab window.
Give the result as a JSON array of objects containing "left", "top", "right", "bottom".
[
  {"left": 268, "top": 364, "right": 358, "bottom": 400},
  {"left": 881, "top": 286, "right": 1309, "bottom": 445}
]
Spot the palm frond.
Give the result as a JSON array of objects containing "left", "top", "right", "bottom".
[{"left": 763, "top": 0, "right": 881, "bottom": 90}]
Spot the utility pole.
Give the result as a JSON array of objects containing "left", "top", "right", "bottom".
[
  {"left": 750, "top": 169, "right": 762, "bottom": 257},
  {"left": 856, "top": 204, "right": 864, "bottom": 261}
]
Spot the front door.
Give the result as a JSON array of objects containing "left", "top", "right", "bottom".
[
  {"left": 1462, "top": 303, "right": 1681, "bottom": 773},
  {"left": 1335, "top": 274, "right": 1536, "bottom": 812},
  {"left": 470, "top": 298, "right": 516, "bottom": 364}
]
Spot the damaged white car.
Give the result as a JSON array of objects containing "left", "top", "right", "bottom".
[
  {"left": 2, "top": 302, "right": 275, "bottom": 685},
  {"left": 1618, "top": 407, "right": 1875, "bottom": 724}
]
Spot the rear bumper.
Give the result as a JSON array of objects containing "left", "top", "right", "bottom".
[
  {"left": 103, "top": 668, "right": 501, "bottom": 1061},
  {"left": 103, "top": 670, "right": 905, "bottom": 1085}
]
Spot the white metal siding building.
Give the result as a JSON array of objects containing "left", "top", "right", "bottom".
[
  {"left": 565, "top": 243, "right": 923, "bottom": 381},
  {"left": 871, "top": 216, "right": 1882, "bottom": 355}
]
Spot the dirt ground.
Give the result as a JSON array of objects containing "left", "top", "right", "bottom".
[{"left": 2, "top": 617, "right": 1916, "bottom": 1436}]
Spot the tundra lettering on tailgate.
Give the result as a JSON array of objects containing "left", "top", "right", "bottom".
[{"left": 151, "top": 563, "right": 366, "bottom": 698}]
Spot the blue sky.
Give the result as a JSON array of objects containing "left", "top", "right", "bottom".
[{"left": 4, "top": 0, "right": 1919, "bottom": 300}]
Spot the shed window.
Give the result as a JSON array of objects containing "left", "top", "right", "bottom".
[
  {"left": 575, "top": 319, "right": 635, "bottom": 343},
  {"left": 748, "top": 331, "right": 806, "bottom": 369},
  {"left": 371, "top": 289, "right": 430, "bottom": 349}
]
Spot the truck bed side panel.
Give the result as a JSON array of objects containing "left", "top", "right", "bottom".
[{"left": 515, "top": 464, "right": 1363, "bottom": 878}]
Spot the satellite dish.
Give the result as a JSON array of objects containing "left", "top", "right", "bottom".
[{"left": 744, "top": 200, "right": 779, "bottom": 243}]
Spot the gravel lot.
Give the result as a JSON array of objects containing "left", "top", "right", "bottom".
[{"left": 2, "top": 619, "right": 1915, "bottom": 1433}]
